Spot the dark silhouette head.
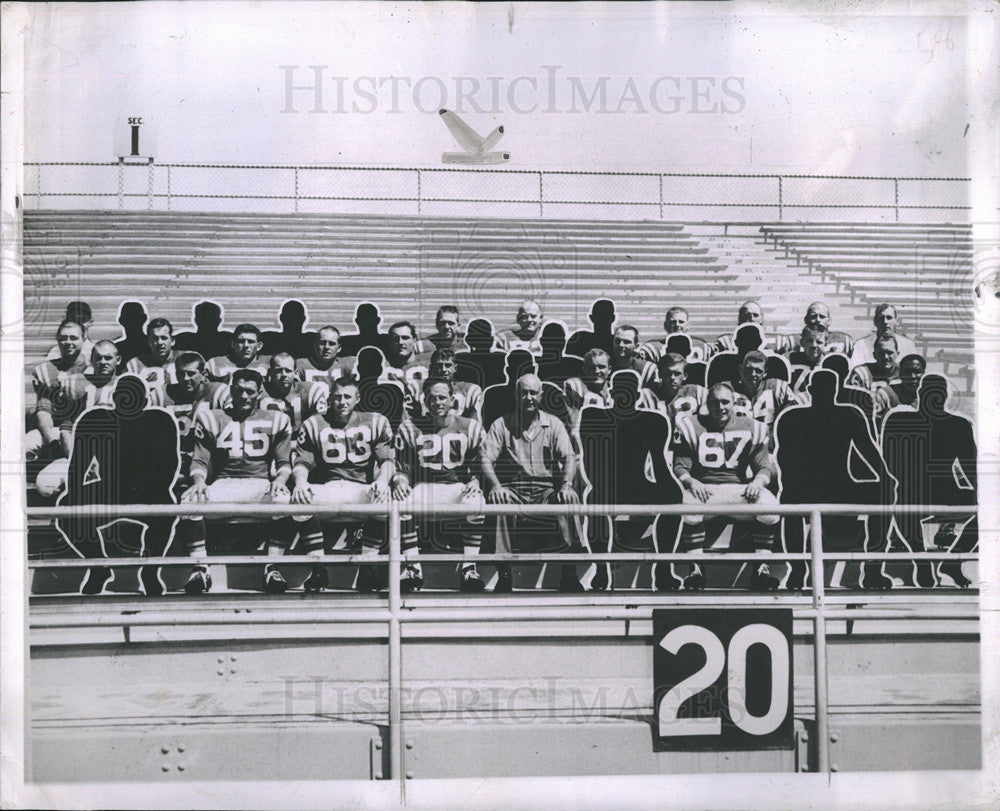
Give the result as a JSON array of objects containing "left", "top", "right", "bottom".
[
  {"left": 193, "top": 301, "right": 223, "bottom": 332},
  {"left": 504, "top": 349, "right": 536, "bottom": 383},
  {"left": 734, "top": 323, "right": 764, "bottom": 354},
  {"left": 610, "top": 369, "right": 640, "bottom": 413},
  {"left": 118, "top": 301, "right": 148, "bottom": 332},
  {"left": 465, "top": 318, "right": 496, "bottom": 351},
  {"left": 666, "top": 333, "right": 692, "bottom": 358},
  {"left": 355, "top": 302, "right": 381, "bottom": 333},
  {"left": 540, "top": 322, "right": 567, "bottom": 355},
  {"left": 356, "top": 347, "right": 384, "bottom": 379},
  {"left": 821, "top": 353, "right": 850, "bottom": 383},
  {"left": 590, "top": 299, "right": 616, "bottom": 328},
  {"left": 807, "top": 368, "right": 839, "bottom": 406},
  {"left": 918, "top": 374, "right": 949, "bottom": 417},
  {"left": 279, "top": 300, "right": 307, "bottom": 331},
  {"left": 65, "top": 301, "right": 92, "bottom": 327},
  {"left": 112, "top": 374, "right": 148, "bottom": 417}
]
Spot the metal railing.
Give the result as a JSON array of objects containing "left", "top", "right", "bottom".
[
  {"left": 22, "top": 162, "right": 975, "bottom": 222},
  {"left": 26, "top": 500, "right": 980, "bottom": 801}
]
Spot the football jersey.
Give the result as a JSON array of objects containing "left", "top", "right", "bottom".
[
  {"left": 417, "top": 380, "right": 483, "bottom": 420},
  {"left": 395, "top": 414, "right": 484, "bottom": 485},
  {"left": 640, "top": 383, "right": 709, "bottom": 421},
  {"left": 672, "top": 413, "right": 772, "bottom": 485},
  {"left": 149, "top": 381, "right": 230, "bottom": 471},
  {"left": 732, "top": 378, "right": 801, "bottom": 433},
  {"left": 787, "top": 353, "right": 822, "bottom": 393},
  {"left": 190, "top": 407, "right": 292, "bottom": 481},
  {"left": 46, "top": 339, "right": 94, "bottom": 363},
  {"left": 495, "top": 329, "right": 542, "bottom": 355},
  {"left": 611, "top": 356, "right": 657, "bottom": 389},
  {"left": 205, "top": 354, "right": 271, "bottom": 383},
  {"left": 125, "top": 351, "right": 180, "bottom": 392},
  {"left": 382, "top": 352, "right": 433, "bottom": 413},
  {"left": 40, "top": 373, "right": 118, "bottom": 429},
  {"left": 294, "top": 410, "right": 393, "bottom": 484},
  {"left": 638, "top": 335, "right": 713, "bottom": 364},
  {"left": 295, "top": 355, "right": 353, "bottom": 384},
  {"left": 716, "top": 332, "right": 796, "bottom": 355},
  {"left": 32, "top": 356, "right": 87, "bottom": 410},
  {"left": 874, "top": 381, "right": 918, "bottom": 419},
  {"left": 259, "top": 379, "right": 328, "bottom": 430},
  {"left": 847, "top": 362, "right": 899, "bottom": 392}
]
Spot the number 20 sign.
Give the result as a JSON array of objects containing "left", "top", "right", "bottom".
[{"left": 653, "top": 609, "right": 793, "bottom": 751}]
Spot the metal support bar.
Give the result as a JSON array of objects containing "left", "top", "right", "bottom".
[
  {"left": 387, "top": 500, "right": 405, "bottom": 801},
  {"left": 810, "top": 510, "right": 831, "bottom": 774}
]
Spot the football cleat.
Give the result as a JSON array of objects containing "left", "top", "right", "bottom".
[
  {"left": 933, "top": 524, "right": 958, "bottom": 549},
  {"left": 303, "top": 564, "right": 329, "bottom": 593},
  {"left": 263, "top": 566, "right": 288, "bottom": 594},
  {"left": 183, "top": 566, "right": 212, "bottom": 595},
  {"left": 459, "top": 567, "right": 486, "bottom": 593},
  {"left": 683, "top": 565, "right": 706, "bottom": 591},
  {"left": 749, "top": 564, "right": 780, "bottom": 592},
  {"left": 81, "top": 566, "right": 113, "bottom": 596},
  {"left": 493, "top": 567, "right": 513, "bottom": 594},
  {"left": 860, "top": 562, "right": 893, "bottom": 590},
  {"left": 400, "top": 564, "right": 424, "bottom": 594}
]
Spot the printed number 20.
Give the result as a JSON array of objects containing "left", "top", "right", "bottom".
[{"left": 658, "top": 623, "right": 789, "bottom": 737}]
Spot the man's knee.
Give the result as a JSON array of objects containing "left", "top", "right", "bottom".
[{"left": 36, "top": 459, "right": 69, "bottom": 498}]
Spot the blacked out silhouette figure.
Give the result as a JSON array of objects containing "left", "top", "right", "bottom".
[
  {"left": 455, "top": 318, "right": 507, "bottom": 389},
  {"left": 881, "top": 375, "right": 977, "bottom": 588},
  {"left": 822, "top": 353, "right": 878, "bottom": 439},
  {"left": 56, "top": 375, "right": 180, "bottom": 596},
  {"left": 666, "top": 334, "right": 707, "bottom": 386},
  {"left": 707, "top": 324, "right": 789, "bottom": 386},
  {"left": 482, "top": 350, "right": 537, "bottom": 429},
  {"left": 355, "top": 348, "right": 406, "bottom": 429},
  {"left": 174, "top": 301, "right": 234, "bottom": 360},
  {"left": 774, "top": 369, "right": 897, "bottom": 590},
  {"left": 578, "top": 371, "right": 683, "bottom": 592},
  {"left": 262, "top": 300, "right": 317, "bottom": 359},
  {"left": 340, "top": 302, "right": 391, "bottom": 358},
  {"left": 537, "top": 323, "right": 585, "bottom": 386},
  {"left": 566, "top": 299, "right": 616, "bottom": 359},
  {"left": 114, "top": 301, "right": 149, "bottom": 368}
]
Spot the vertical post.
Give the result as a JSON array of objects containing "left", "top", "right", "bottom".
[
  {"left": 117, "top": 161, "right": 125, "bottom": 210},
  {"left": 294, "top": 167, "right": 299, "bottom": 214},
  {"left": 166, "top": 166, "right": 171, "bottom": 211},
  {"left": 387, "top": 500, "right": 405, "bottom": 802},
  {"left": 147, "top": 162, "right": 154, "bottom": 210},
  {"left": 778, "top": 176, "right": 783, "bottom": 222},
  {"left": 538, "top": 171, "right": 543, "bottom": 218},
  {"left": 810, "top": 509, "right": 830, "bottom": 773},
  {"left": 36, "top": 163, "right": 42, "bottom": 209},
  {"left": 416, "top": 169, "right": 421, "bottom": 216},
  {"left": 659, "top": 174, "right": 664, "bottom": 220},
  {"left": 894, "top": 178, "right": 899, "bottom": 222}
]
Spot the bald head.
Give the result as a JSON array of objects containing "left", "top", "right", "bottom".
[
  {"left": 805, "top": 301, "right": 831, "bottom": 330},
  {"left": 516, "top": 373, "right": 543, "bottom": 417},
  {"left": 516, "top": 300, "right": 542, "bottom": 336}
]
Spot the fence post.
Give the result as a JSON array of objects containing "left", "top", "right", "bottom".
[
  {"left": 810, "top": 509, "right": 831, "bottom": 773},
  {"left": 387, "top": 499, "right": 405, "bottom": 801}
]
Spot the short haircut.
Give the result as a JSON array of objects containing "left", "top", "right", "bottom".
[
  {"left": 584, "top": 348, "right": 610, "bottom": 364},
  {"left": 666, "top": 306, "right": 688, "bottom": 319},
  {"left": 231, "top": 368, "right": 263, "bottom": 388},
  {"left": 708, "top": 382, "right": 735, "bottom": 399},
  {"left": 741, "top": 350, "right": 767, "bottom": 366},
  {"left": 175, "top": 351, "right": 206, "bottom": 371},
  {"left": 330, "top": 374, "right": 360, "bottom": 392},
  {"left": 874, "top": 303, "right": 895, "bottom": 318},
  {"left": 270, "top": 352, "right": 295, "bottom": 368},
  {"left": 436, "top": 305, "right": 459, "bottom": 320},
  {"left": 147, "top": 317, "right": 174, "bottom": 336},
  {"left": 422, "top": 376, "right": 454, "bottom": 394},
  {"left": 658, "top": 352, "right": 687, "bottom": 370},
  {"left": 875, "top": 335, "right": 898, "bottom": 349},
  {"left": 801, "top": 324, "right": 828, "bottom": 340},
  {"left": 316, "top": 325, "right": 340, "bottom": 340},
  {"left": 56, "top": 319, "right": 83, "bottom": 338},
  {"left": 431, "top": 347, "right": 456, "bottom": 364},
  {"left": 614, "top": 324, "right": 639, "bottom": 341},
  {"left": 388, "top": 320, "right": 416, "bottom": 338},
  {"left": 233, "top": 323, "right": 262, "bottom": 340},
  {"left": 92, "top": 339, "right": 119, "bottom": 357}
]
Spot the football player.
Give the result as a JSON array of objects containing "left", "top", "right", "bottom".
[
  {"left": 641, "top": 353, "right": 708, "bottom": 422},
  {"left": 296, "top": 326, "right": 351, "bottom": 384},
  {"left": 638, "top": 307, "right": 714, "bottom": 364},
  {"left": 732, "top": 350, "right": 802, "bottom": 437},
  {"left": 44, "top": 302, "right": 94, "bottom": 362},
  {"left": 392, "top": 378, "right": 487, "bottom": 593},
  {"left": 125, "top": 317, "right": 179, "bottom": 393},
  {"left": 206, "top": 323, "right": 270, "bottom": 383},
  {"left": 182, "top": 369, "right": 294, "bottom": 593},
  {"left": 672, "top": 383, "right": 781, "bottom": 591},
  {"left": 425, "top": 305, "right": 467, "bottom": 352},
  {"left": 563, "top": 349, "right": 614, "bottom": 438},
  {"left": 716, "top": 300, "right": 795, "bottom": 355},
  {"left": 290, "top": 375, "right": 396, "bottom": 593},
  {"left": 874, "top": 353, "right": 926, "bottom": 418},
  {"left": 849, "top": 303, "right": 918, "bottom": 368},
  {"left": 495, "top": 299, "right": 544, "bottom": 355},
  {"left": 801, "top": 302, "right": 854, "bottom": 357},
  {"left": 788, "top": 325, "right": 829, "bottom": 393},
  {"left": 847, "top": 335, "right": 901, "bottom": 393},
  {"left": 427, "top": 348, "right": 483, "bottom": 420},
  {"left": 382, "top": 321, "right": 434, "bottom": 413},
  {"left": 28, "top": 319, "right": 88, "bottom": 462},
  {"left": 610, "top": 325, "right": 657, "bottom": 388},
  {"left": 259, "top": 353, "right": 328, "bottom": 431}
]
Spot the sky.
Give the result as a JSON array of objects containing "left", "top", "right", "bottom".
[{"left": 18, "top": 1, "right": 987, "bottom": 176}]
